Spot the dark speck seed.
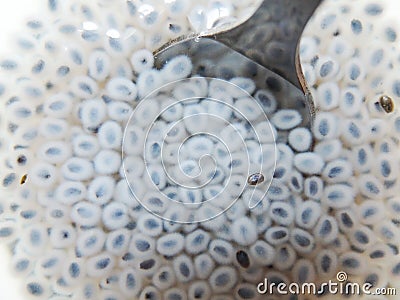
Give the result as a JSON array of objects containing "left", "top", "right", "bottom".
[
  {"left": 236, "top": 250, "right": 250, "bottom": 268},
  {"left": 179, "top": 263, "right": 190, "bottom": 277},
  {"left": 247, "top": 173, "right": 265, "bottom": 185},
  {"left": 20, "top": 174, "right": 28, "bottom": 185},
  {"left": 140, "top": 259, "right": 155, "bottom": 270},
  {"left": 379, "top": 95, "right": 394, "bottom": 113}
]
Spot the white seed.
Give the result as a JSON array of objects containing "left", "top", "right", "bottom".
[
  {"left": 290, "top": 228, "right": 315, "bottom": 254},
  {"left": 152, "top": 266, "right": 176, "bottom": 291},
  {"left": 173, "top": 254, "right": 195, "bottom": 283},
  {"left": 88, "top": 50, "right": 111, "bottom": 81},
  {"left": 271, "top": 109, "right": 302, "bottom": 130},
  {"left": 194, "top": 253, "right": 215, "bottom": 280},
  {"left": 185, "top": 229, "right": 211, "bottom": 255},
  {"left": 249, "top": 240, "right": 275, "bottom": 266},
  {"left": 339, "top": 87, "right": 363, "bottom": 117},
  {"left": 102, "top": 202, "right": 129, "bottom": 230},
  {"left": 76, "top": 228, "right": 106, "bottom": 257},
  {"left": 348, "top": 226, "right": 376, "bottom": 251},
  {"left": 123, "top": 125, "right": 145, "bottom": 155},
  {"left": 21, "top": 224, "right": 48, "bottom": 256},
  {"left": 93, "top": 150, "right": 121, "bottom": 175},
  {"left": 229, "top": 77, "right": 256, "bottom": 95},
  {"left": 49, "top": 224, "right": 76, "bottom": 249},
  {"left": 314, "top": 249, "right": 337, "bottom": 278},
  {"left": 72, "top": 134, "right": 100, "bottom": 158},
  {"left": 340, "top": 119, "right": 367, "bottom": 146},
  {"left": 231, "top": 217, "right": 257, "bottom": 246},
  {"left": 351, "top": 145, "right": 373, "bottom": 173},
  {"left": 357, "top": 174, "right": 384, "bottom": 199},
  {"left": 273, "top": 244, "right": 297, "bottom": 271},
  {"left": 61, "top": 157, "right": 94, "bottom": 181},
  {"left": 56, "top": 181, "right": 86, "bottom": 205},
  {"left": 322, "top": 158, "right": 353, "bottom": 183},
  {"left": 118, "top": 268, "right": 143, "bottom": 297},
  {"left": 254, "top": 89, "right": 277, "bottom": 114},
  {"left": 291, "top": 259, "right": 316, "bottom": 284},
  {"left": 97, "top": 120, "right": 122, "bottom": 149},
  {"left": 338, "top": 251, "right": 367, "bottom": 276},
  {"left": 312, "top": 112, "right": 339, "bottom": 140},
  {"left": 316, "top": 56, "right": 340, "bottom": 81},
  {"left": 79, "top": 99, "right": 107, "bottom": 130},
  {"left": 163, "top": 288, "right": 188, "bottom": 300},
  {"left": 70, "top": 76, "right": 98, "bottom": 99},
  {"left": 183, "top": 103, "right": 209, "bottom": 134},
  {"left": 295, "top": 200, "right": 321, "bottom": 229},
  {"left": 86, "top": 252, "right": 115, "bottom": 278},
  {"left": 38, "top": 141, "right": 72, "bottom": 164},
  {"left": 162, "top": 54, "right": 193, "bottom": 81},
  {"left": 336, "top": 209, "right": 359, "bottom": 232},
  {"left": 314, "top": 139, "right": 343, "bottom": 162},
  {"left": 208, "top": 239, "right": 234, "bottom": 265},
  {"left": 130, "top": 49, "right": 154, "bottom": 73},
  {"left": 71, "top": 202, "right": 102, "bottom": 227},
  {"left": 157, "top": 233, "right": 185, "bottom": 256},
  {"left": 24, "top": 277, "right": 51, "bottom": 298},
  {"left": 129, "top": 233, "right": 156, "bottom": 258},
  {"left": 122, "top": 27, "right": 145, "bottom": 53},
  {"left": 39, "top": 117, "right": 69, "bottom": 139},
  {"left": 87, "top": 176, "right": 115, "bottom": 205},
  {"left": 294, "top": 152, "right": 324, "bottom": 175},
  {"left": 137, "top": 213, "right": 163, "bottom": 237},
  {"left": 43, "top": 93, "right": 73, "bottom": 118},
  {"left": 29, "top": 162, "right": 58, "bottom": 187},
  {"left": 107, "top": 101, "right": 133, "bottom": 122},
  {"left": 288, "top": 127, "right": 312, "bottom": 152},
  {"left": 188, "top": 281, "right": 211, "bottom": 300},
  {"left": 313, "top": 215, "right": 339, "bottom": 244},
  {"left": 209, "top": 266, "right": 237, "bottom": 293},
  {"left": 36, "top": 250, "right": 64, "bottom": 277},
  {"left": 343, "top": 58, "right": 366, "bottom": 84},
  {"left": 137, "top": 69, "right": 163, "bottom": 98},
  {"left": 106, "top": 77, "right": 138, "bottom": 102}
]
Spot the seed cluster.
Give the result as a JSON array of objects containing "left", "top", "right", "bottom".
[{"left": 0, "top": 0, "right": 400, "bottom": 299}]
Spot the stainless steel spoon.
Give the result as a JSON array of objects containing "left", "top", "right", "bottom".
[{"left": 154, "top": 0, "right": 322, "bottom": 127}]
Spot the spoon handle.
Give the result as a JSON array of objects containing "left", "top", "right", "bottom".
[{"left": 206, "top": 0, "right": 322, "bottom": 90}]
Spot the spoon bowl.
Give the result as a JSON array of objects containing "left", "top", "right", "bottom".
[{"left": 154, "top": 0, "right": 323, "bottom": 127}]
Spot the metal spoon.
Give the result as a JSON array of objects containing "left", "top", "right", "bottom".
[{"left": 154, "top": 0, "right": 322, "bottom": 127}]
